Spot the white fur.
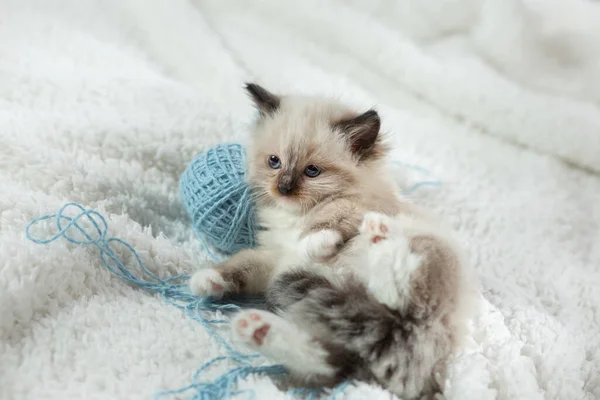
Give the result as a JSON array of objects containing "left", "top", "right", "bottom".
[
  {"left": 298, "top": 229, "right": 343, "bottom": 264},
  {"left": 358, "top": 212, "right": 423, "bottom": 310},
  {"left": 256, "top": 207, "right": 306, "bottom": 271},
  {"left": 189, "top": 267, "right": 230, "bottom": 298},
  {"left": 1, "top": 1, "right": 598, "bottom": 399},
  {"left": 231, "top": 310, "right": 335, "bottom": 378}
]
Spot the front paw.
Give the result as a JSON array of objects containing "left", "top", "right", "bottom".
[
  {"left": 299, "top": 230, "right": 343, "bottom": 263},
  {"left": 189, "top": 268, "right": 231, "bottom": 299}
]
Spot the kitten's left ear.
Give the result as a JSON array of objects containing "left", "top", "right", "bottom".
[
  {"left": 334, "top": 110, "right": 381, "bottom": 160},
  {"left": 245, "top": 83, "right": 281, "bottom": 117}
]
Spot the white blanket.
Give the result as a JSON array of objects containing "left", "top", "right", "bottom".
[{"left": 1, "top": 0, "right": 599, "bottom": 399}]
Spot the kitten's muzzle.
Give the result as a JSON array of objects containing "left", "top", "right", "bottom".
[
  {"left": 277, "top": 171, "right": 298, "bottom": 196},
  {"left": 277, "top": 183, "right": 293, "bottom": 195}
]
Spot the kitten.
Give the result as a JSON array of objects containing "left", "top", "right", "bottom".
[{"left": 189, "top": 83, "right": 476, "bottom": 399}]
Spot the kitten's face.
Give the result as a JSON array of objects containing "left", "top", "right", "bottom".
[
  {"left": 249, "top": 120, "right": 355, "bottom": 212},
  {"left": 244, "top": 84, "right": 386, "bottom": 213}
]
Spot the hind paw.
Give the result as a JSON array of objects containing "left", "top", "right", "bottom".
[
  {"left": 360, "top": 212, "right": 393, "bottom": 244},
  {"left": 232, "top": 310, "right": 274, "bottom": 348}
]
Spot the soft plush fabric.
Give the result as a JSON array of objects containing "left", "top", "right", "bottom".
[{"left": 1, "top": 0, "right": 599, "bottom": 399}]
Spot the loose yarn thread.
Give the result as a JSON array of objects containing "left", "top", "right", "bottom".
[
  {"left": 391, "top": 160, "right": 442, "bottom": 195},
  {"left": 25, "top": 203, "right": 347, "bottom": 400}
]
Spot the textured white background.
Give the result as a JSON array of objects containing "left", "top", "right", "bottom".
[{"left": 1, "top": 0, "right": 599, "bottom": 399}]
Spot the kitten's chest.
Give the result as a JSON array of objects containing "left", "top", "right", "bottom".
[{"left": 257, "top": 207, "right": 306, "bottom": 257}]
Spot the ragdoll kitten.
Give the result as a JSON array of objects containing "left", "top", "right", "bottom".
[{"left": 189, "top": 83, "right": 475, "bottom": 399}]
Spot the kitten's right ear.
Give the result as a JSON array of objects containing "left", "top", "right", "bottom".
[{"left": 245, "top": 83, "right": 281, "bottom": 117}]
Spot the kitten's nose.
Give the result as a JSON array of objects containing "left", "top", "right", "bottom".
[{"left": 278, "top": 184, "right": 292, "bottom": 195}]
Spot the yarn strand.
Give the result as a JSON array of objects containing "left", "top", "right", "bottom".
[{"left": 25, "top": 203, "right": 348, "bottom": 399}]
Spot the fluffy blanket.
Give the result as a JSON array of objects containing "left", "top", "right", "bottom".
[{"left": 1, "top": 0, "right": 599, "bottom": 399}]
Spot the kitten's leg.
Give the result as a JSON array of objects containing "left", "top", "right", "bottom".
[
  {"left": 189, "top": 249, "right": 274, "bottom": 298},
  {"left": 358, "top": 213, "right": 468, "bottom": 396},
  {"left": 358, "top": 212, "right": 423, "bottom": 310},
  {"left": 283, "top": 273, "right": 447, "bottom": 400},
  {"left": 266, "top": 268, "right": 333, "bottom": 311},
  {"left": 299, "top": 199, "right": 362, "bottom": 263},
  {"left": 231, "top": 309, "right": 354, "bottom": 385}
]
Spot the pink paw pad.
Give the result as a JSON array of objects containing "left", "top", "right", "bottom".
[
  {"left": 379, "top": 223, "right": 388, "bottom": 233},
  {"left": 372, "top": 235, "right": 385, "bottom": 244},
  {"left": 252, "top": 324, "right": 270, "bottom": 345},
  {"left": 235, "top": 312, "right": 271, "bottom": 346},
  {"left": 361, "top": 212, "right": 392, "bottom": 244}
]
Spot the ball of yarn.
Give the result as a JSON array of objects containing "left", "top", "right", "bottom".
[{"left": 180, "top": 143, "right": 258, "bottom": 255}]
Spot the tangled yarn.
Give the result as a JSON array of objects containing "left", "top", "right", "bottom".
[
  {"left": 180, "top": 144, "right": 257, "bottom": 257},
  {"left": 25, "top": 203, "right": 348, "bottom": 400}
]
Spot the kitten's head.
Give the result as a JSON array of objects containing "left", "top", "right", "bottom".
[{"left": 244, "top": 83, "right": 389, "bottom": 213}]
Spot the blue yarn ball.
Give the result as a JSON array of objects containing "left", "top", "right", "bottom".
[{"left": 180, "top": 143, "right": 258, "bottom": 255}]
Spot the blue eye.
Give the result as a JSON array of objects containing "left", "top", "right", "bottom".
[
  {"left": 268, "top": 155, "right": 281, "bottom": 169},
  {"left": 304, "top": 165, "right": 321, "bottom": 177}
]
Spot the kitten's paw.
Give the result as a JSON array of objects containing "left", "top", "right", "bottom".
[
  {"left": 299, "top": 229, "right": 343, "bottom": 263},
  {"left": 231, "top": 310, "right": 273, "bottom": 348},
  {"left": 360, "top": 212, "right": 394, "bottom": 244},
  {"left": 232, "top": 310, "right": 335, "bottom": 377},
  {"left": 189, "top": 268, "right": 230, "bottom": 299}
]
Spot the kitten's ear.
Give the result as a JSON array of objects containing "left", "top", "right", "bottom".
[
  {"left": 245, "top": 83, "right": 281, "bottom": 117},
  {"left": 334, "top": 110, "right": 381, "bottom": 160}
]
